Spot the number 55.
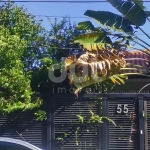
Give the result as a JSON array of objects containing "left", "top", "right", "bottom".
[{"left": 117, "top": 104, "right": 128, "bottom": 114}]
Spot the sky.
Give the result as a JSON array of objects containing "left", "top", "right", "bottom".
[{"left": 15, "top": 0, "right": 150, "bottom": 50}]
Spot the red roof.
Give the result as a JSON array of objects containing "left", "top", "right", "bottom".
[{"left": 120, "top": 51, "right": 150, "bottom": 74}]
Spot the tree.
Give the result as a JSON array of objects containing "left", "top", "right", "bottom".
[
  {"left": 0, "top": 2, "right": 49, "bottom": 114},
  {"left": 31, "top": 17, "right": 85, "bottom": 94},
  {"left": 64, "top": 0, "right": 150, "bottom": 95}
]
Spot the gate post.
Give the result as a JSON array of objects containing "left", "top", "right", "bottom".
[
  {"left": 47, "top": 98, "right": 55, "bottom": 150},
  {"left": 98, "top": 100, "right": 102, "bottom": 150},
  {"left": 51, "top": 99, "right": 55, "bottom": 149},
  {"left": 138, "top": 97, "right": 144, "bottom": 150},
  {"left": 47, "top": 97, "right": 52, "bottom": 150},
  {"left": 144, "top": 100, "right": 148, "bottom": 150},
  {"left": 102, "top": 97, "right": 109, "bottom": 150}
]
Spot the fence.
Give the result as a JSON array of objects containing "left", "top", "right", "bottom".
[
  {"left": 47, "top": 93, "right": 150, "bottom": 150},
  {"left": 1, "top": 93, "right": 150, "bottom": 150}
]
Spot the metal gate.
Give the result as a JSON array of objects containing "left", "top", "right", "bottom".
[
  {"left": 108, "top": 98, "right": 138, "bottom": 150},
  {"left": 47, "top": 93, "right": 150, "bottom": 150},
  {"left": 144, "top": 97, "right": 150, "bottom": 150},
  {"left": 50, "top": 97, "right": 100, "bottom": 150},
  {"left": 83, "top": 93, "right": 150, "bottom": 150}
]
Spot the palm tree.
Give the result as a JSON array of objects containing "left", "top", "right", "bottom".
[{"left": 64, "top": 0, "right": 150, "bottom": 95}]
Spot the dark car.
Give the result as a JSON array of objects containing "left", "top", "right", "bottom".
[{"left": 0, "top": 137, "right": 42, "bottom": 150}]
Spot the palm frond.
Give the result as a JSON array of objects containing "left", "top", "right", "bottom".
[
  {"left": 84, "top": 10, "right": 134, "bottom": 33},
  {"left": 76, "top": 21, "right": 96, "bottom": 31},
  {"left": 64, "top": 51, "right": 128, "bottom": 93},
  {"left": 109, "top": 74, "right": 125, "bottom": 85},
  {"left": 107, "top": 0, "right": 147, "bottom": 26},
  {"left": 74, "top": 32, "right": 112, "bottom": 51}
]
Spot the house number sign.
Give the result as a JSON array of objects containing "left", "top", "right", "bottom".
[{"left": 116, "top": 104, "right": 129, "bottom": 114}]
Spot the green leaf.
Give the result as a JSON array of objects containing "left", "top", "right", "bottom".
[
  {"left": 77, "top": 114, "right": 84, "bottom": 123},
  {"left": 109, "top": 74, "right": 126, "bottom": 85},
  {"left": 107, "top": 0, "right": 147, "bottom": 26},
  {"left": 34, "top": 110, "right": 47, "bottom": 121},
  {"left": 76, "top": 21, "right": 95, "bottom": 30},
  {"left": 84, "top": 10, "right": 133, "bottom": 33},
  {"left": 74, "top": 32, "right": 112, "bottom": 51}
]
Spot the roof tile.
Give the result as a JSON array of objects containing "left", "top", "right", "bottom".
[{"left": 120, "top": 51, "right": 150, "bottom": 74}]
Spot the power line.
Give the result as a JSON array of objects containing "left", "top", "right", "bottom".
[
  {"left": 0, "top": 12, "right": 149, "bottom": 35},
  {"left": 2, "top": 13, "right": 149, "bottom": 35},
  {"left": 34, "top": 14, "right": 90, "bottom": 19},
  {"left": 0, "top": 5, "right": 149, "bottom": 35},
  {"left": 1, "top": 0, "right": 150, "bottom": 2},
  {"left": 24, "top": 14, "right": 150, "bottom": 35}
]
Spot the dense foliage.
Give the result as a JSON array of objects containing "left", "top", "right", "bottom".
[
  {"left": 0, "top": 2, "right": 46, "bottom": 113},
  {"left": 0, "top": 2, "right": 81, "bottom": 114}
]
